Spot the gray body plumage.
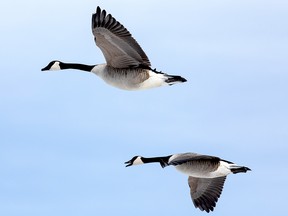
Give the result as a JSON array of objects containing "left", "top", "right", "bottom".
[
  {"left": 168, "top": 153, "right": 228, "bottom": 178},
  {"left": 92, "top": 64, "right": 152, "bottom": 90}
]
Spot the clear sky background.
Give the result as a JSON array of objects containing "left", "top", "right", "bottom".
[{"left": 0, "top": 0, "right": 287, "bottom": 215}]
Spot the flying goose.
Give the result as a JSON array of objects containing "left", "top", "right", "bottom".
[
  {"left": 125, "top": 152, "right": 251, "bottom": 212},
  {"left": 42, "top": 6, "right": 187, "bottom": 90}
]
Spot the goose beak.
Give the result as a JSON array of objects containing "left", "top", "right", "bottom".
[
  {"left": 125, "top": 160, "right": 133, "bottom": 167},
  {"left": 41, "top": 65, "right": 49, "bottom": 71}
]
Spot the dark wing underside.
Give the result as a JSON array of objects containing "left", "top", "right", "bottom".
[
  {"left": 92, "top": 6, "right": 151, "bottom": 69},
  {"left": 188, "top": 176, "right": 226, "bottom": 212}
]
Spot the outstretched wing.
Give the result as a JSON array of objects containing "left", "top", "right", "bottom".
[
  {"left": 188, "top": 176, "right": 226, "bottom": 213},
  {"left": 91, "top": 6, "right": 151, "bottom": 69}
]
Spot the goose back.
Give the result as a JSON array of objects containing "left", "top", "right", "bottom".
[{"left": 168, "top": 153, "right": 222, "bottom": 177}]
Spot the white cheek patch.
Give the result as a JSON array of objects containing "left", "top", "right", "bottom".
[
  {"left": 133, "top": 157, "right": 144, "bottom": 165},
  {"left": 50, "top": 62, "right": 61, "bottom": 70}
]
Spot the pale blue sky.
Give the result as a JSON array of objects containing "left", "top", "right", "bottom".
[{"left": 0, "top": 0, "right": 287, "bottom": 215}]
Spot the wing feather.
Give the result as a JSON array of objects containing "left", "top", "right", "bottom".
[
  {"left": 92, "top": 6, "right": 151, "bottom": 68},
  {"left": 188, "top": 176, "right": 226, "bottom": 212}
]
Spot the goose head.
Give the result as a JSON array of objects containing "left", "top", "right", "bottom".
[
  {"left": 125, "top": 156, "right": 144, "bottom": 167},
  {"left": 41, "top": 60, "right": 63, "bottom": 71}
]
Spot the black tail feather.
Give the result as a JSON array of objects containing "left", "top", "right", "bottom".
[
  {"left": 149, "top": 67, "right": 187, "bottom": 84},
  {"left": 231, "top": 166, "right": 251, "bottom": 174},
  {"left": 166, "top": 75, "right": 187, "bottom": 84}
]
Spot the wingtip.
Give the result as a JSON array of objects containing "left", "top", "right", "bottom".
[{"left": 96, "top": 6, "right": 107, "bottom": 15}]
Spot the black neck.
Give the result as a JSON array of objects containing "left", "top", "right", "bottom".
[
  {"left": 142, "top": 156, "right": 171, "bottom": 168},
  {"left": 60, "top": 62, "right": 95, "bottom": 72}
]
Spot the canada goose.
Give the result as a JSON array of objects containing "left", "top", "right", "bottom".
[
  {"left": 42, "top": 6, "right": 187, "bottom": 90},
  {"left": 125, "top": 152, "right": 251, "bottom": 212}
]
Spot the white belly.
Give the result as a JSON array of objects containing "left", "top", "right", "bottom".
[
  {"left": 138, "top": 71, "right": 169, "bottom": 90},
  {"left": 175, "top": 161, "right": 232, "bottom": 178}
]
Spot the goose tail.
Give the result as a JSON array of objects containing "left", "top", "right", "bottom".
[
  {"left": 230, "top": 166, "right": 251, "bottom": 174},
  {"left": 150, "top": 68, "right": 187, "bottom": 86},
  {"left": 165, "top": 75, "right": 187, "bottom": 85}
]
